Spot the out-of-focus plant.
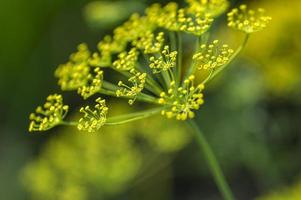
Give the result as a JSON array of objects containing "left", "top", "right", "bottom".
[
  {"left": 23, "top": 103, "right": 191, "bottom": 200},
  {"left": 28, "top": 1, "right": 271, "bottom": 199},
  {"left": 257, "top": 176, "right": 301, "bottom": 200}
]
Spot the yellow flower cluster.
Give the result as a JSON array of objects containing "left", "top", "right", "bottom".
[
  {"left": 97, "top": 36, "right": 123, "bottom": 67},
  {"left": 28, "top": 0, "right": 271, "bottom": 132},
  {"left": 78, "top": 98, "right": 108, "bottom": 133},
  {"left": 193, "top": 40, "right": 234, "bottom": 70},
  {"left": 227, "top": 5, "right": 272, "bottom": 33},
  {"left": 145, "top": 3, "right": 175, "bottom": 27},
  {"left": 149, "top": 45, "right": 177, "bottom": 74},
  {"left": 29, "top": 94, "right": 69, "bottom": 132},
  {"left": 116, "top": 70, "right": 147, "bottom": 105},
  {"left": 146, "top": 3, "right": 213, "bottom": 36},
  {"left": 113, "top": 13, "right": 155, "bottom": 48},
  {"left": 113, "top": 48, "right": 139, "bottom": 71},
  {"left": 132, "top": 31, "right": 165, "bottom": 54},
  {"left": 186, "top": 0, "right": 229, "bottom": 17},
  {"left": 55, "top": 44, "right": 91, "bottom": 91},
  {"left": 159, "top": 76, "right": 205, "bottom": 120},
  {"left": 77, "top": 67, "right": 103, "bottom": 99}
]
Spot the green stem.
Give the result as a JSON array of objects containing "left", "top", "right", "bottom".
[
  {"left": 176, "top": 32, "right": 183, "bottom": 85},
  {"left": 187, "top": 120, "right": 235, "bottom": 200},
  {"left": 106, "top": 107, "right": 164, "bottom": 125},
  {"left": 182, "top": 35, "right": 201, "bottom": 84},
  {"left": 101, "top": 82, "right": 160, "bottom": 104},
  {"left": 162, "top": 70, "right": 171, "bottom": 88},
  {"left": 136, "top": 63, "right": 164, "bottom": 95},
  {"left": 60, "top": 107, "right": 164, "bottom": 128},
  {"left": 60, "top": 121, "right": 77, "bottom": 126}
]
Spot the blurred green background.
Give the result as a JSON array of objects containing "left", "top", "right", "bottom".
[{"left": 0, "top": 0, "right": 300, "bottom": 199}]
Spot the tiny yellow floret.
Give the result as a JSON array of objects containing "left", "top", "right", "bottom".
[
  {"left": 78, "top": 67, "right": 104, "bottom": 99},
  {"left": 149, "top": 45, "right": 177, "bottom": 74},
  {"left": 77, "top": 98, "right": 108, "bottom": 133},
  {"left": 29, "top": 94, "right": 69, "bottom": 132},
  {"left": 186, "top": 0, "right": 229, "bottom": 17},
  {"left": 193, "top": 40, "right": 234, "bottom": 70},
  {"left": 116, "top": 70, "right": 147, "bottom": 105},
  {"left": 159, "top": 75, "right": 205, "bottom": 120},
  {"left": 227, "top": 4, "right": 272, "bottom": 33}
]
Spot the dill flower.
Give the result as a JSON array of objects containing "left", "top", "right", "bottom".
[
  {"left": 77, "top": 67, "right": 103, "bottom": 99},
  {"left": 146, "top": 2, "right": 178, "bottom": 28},
  {"left": 132, "top": 31, "right": 165, "bottom": 54},
  {"left": 29, "top": 94, "right": 69, "bottom": 131},
  {"left": 113, "top": 13, "right": 155, "bottom": 46},
  {"left": 96, "top": 36, "right": 117, "bottom": 66},
  {"left": 147, "top": 3, "right": 213, "bottom": 36},
  {"left": 186, "top": 0, "right": 229, "bottom": 17},
  {"left": 149, "top": 45, "right": 177, "bottom": 74},
  {"left": 113, "top": 48, "right": 139, "bottom": 71},
  {"left": 116, "top": 70, "right": 147, "bottom": 105},
  {"left": 159, "top": 76, "right": 205, "bottom": 120},
  {"left": 55, "top": 43, "right": 92, "bottom": 91},
  {"left": 227, "top": 5, "right": 272, "bottom": 33},
  {"left": 77, "top": 98, "right": 108, "bottom": 133},
  {"left": 193, "top": 40, "right": 234, "bottom": 70},
  {"left": 174, "top": 10, "right": 213, "bottom": 36}
]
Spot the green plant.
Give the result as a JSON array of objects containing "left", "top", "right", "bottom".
[{"left": 28, "top": 1, "right": 271, "bottom": 199}]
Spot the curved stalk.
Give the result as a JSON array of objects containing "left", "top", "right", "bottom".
[
  {"left": 60, "top": 107, "right": 164, "bottom": 128},
  {"left": 187, "top": 120, "right": 235, "bottom": 200},
  {"left": 105, "top": 107, "right": 164, "bottom": 125}
]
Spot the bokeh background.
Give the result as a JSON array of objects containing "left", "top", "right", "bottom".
[{"left": 0, "top": 0, "right": 300, "bottom": 199}]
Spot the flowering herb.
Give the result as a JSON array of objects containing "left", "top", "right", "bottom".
[{"left": 28, "top": 1, "right": 271, "bottom": 199}]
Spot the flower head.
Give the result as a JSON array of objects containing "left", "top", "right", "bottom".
[
  {"left": 193, "top": 40, "right": 234, "bottom": 70},
  {"left": 78, "top": 67, "right": 104, "bottom": 99},
  {"left": 145, "top": 3, "right": 178, "bottom": 28},
  {"left": 133, "top": 31, "right": 165, "bottom": 54},
  {"left": 113, "top": 13, "right": 156, "bottom": 46},
  {"left": 97, "top": 36, "right": 122, "bottom": 67},
  {"left": 227, "top": 5, "right": 272, "bottom": 33},
  {"left": 113, "top": 48, "right": 139, "bottom": 71},
  {"left": 147, "top": 3, "right": 213, "bottom": 36},
  {"left": 186, "top": 0, "right": 229, "bottom": 17},
  {"left": 116, "top": 70, "right": 147, "bottom": 105},
  {"left": 55, "top": 44, "right": 91, "bottom": 91},
  {"left": 69, "top": 43, "right": 91, "bottom": 63},
  {"left": 159, "top": 76, "right": 205, "bottom": 120},
  {"left": 78, "top": 98, "right": 108, "bottom": 133},
  {"left": 177, "top": 11, "right": 213, "bottom": 36},
  {"left": 29, "top": 94, "right": 69, "bottom": 132},
  {"left": 149, "top": 45, "right": 177, "bottom": 74}
]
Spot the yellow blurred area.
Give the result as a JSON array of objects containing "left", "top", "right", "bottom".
[
  {"left": 21, "top": 103, "right": 191, "bottom": 200},
  {"left": 257, "top": 176, "right": 301, "bottom": 200}
]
